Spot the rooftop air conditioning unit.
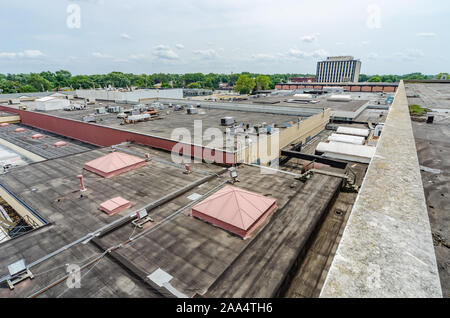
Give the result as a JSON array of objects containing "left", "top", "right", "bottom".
[{"left": 221, "top": 117, "right": 235, "bottom": 126}]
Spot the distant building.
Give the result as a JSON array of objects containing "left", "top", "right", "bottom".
[
  {"left": 289, "top": 77, "right": 315, "bottom": 83},
  {"left": 316, "top": 56, "right": 361, "bottom": 83}
]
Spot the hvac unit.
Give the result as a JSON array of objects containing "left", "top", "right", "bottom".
[
  {"left": 221, "top": 117, "right": 235, "bottom": 126},
  {"left": 187, "top": 108, "right": 198, "bottom": 115},
  {"left": 95, "top": 107, "right": 106, "bottom": 114}
]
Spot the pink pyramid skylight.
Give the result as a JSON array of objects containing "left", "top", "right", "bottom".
[
  {"left": 84, "top": 151, "right": 146, "bottom": 178},
  {"left": 191, "top": 185, "right": 277, "bottom": 238}
]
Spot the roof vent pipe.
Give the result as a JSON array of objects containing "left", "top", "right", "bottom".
[
  {"left": 145, "top": 153, "right": 150, "bottom": 161},
  {"left": 77, "top": 175, "right": 87, "bottom": 192},
  {"left": 183, "top": 164, "right": 191, "bottom": 174}
]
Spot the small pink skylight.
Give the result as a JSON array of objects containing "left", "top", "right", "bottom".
[
  {"left": 32, "top": 134, "right": 45, "bottom": 139},
  {"left": 14, "top": 128, "right": 25, "bottom": 133},
  {"left": 54, "top": 141, "right": 67, "bottom": 147},
  {"left": 99, "top": 197, "right": 131, "bottom": 216}
]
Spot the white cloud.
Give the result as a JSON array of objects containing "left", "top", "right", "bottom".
[
  {"left": 0, "top": 50, "right": 44, "bottom": 59},
  {"left": 284, "top": 48, "right": 328, "bottom": 59},
  {"left": 152, "top": 45, "right": 179, "bottom": 60},
  {"left": 120, "top": 33, "right": 132, "bottom": 40},
  {"left": 92, "top": 52, "right": 113, "bottom": 59},
  {"left": 129, "top": 54, "right": 147, "bottom": 60},
  {"left": 394, "top": 48, "right": 424, "bottom": 61},
  {"left": 361, "top": 41, "right": 370, "bottom": 45},
  {"left": 194, "top": 48, "right": 219, "bottom": 59},
  {"left": 416, "top": 32, "right": 436, "bottom": 38},
  {"left": 175, "top": 44, "right": 185, "bottom": 49},
  {"left": 252, "top": 53, "right": 276, "bottom": 60},
  {"left": 301, "top": 34, "right": 319, "bottom": 43}
]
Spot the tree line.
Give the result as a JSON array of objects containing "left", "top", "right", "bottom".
[{"left": 0, "top": 71, "right": 447, "bottom": 94}]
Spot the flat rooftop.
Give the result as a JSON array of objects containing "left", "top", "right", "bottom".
[
  {"left": 21, "top": 104, "right": 305, "bottom": 150},
  {"left": 0, "top": 123, "right": 97, "bottom": 160},
  {"left": 406, "top": 82, "right": 450, "bottom": 297},
  {"left": 0, "top": 144, "right": 341, "bottom": 298}
]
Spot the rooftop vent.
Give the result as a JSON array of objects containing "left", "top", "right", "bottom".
[
  {"left": 54, "top": 141, "right": 68, "bottom": 147},
  {"left": 191, "top": 185, "right": 277, "bottom": 239},
  {"left": 31, "top": 134, "right": 45, "bottom": 139}
]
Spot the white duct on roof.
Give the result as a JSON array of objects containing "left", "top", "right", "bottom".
[
  {"left": 328, "top": 133, "right": 365, "bottom": 145},
  {"left": 293, "top": 94, "right": 313, "bottom": 99},
  {"left": 336, "top": 126, "right": 370, "bottom": 137},
  {"left": 327, "top": 95, "right": 352, "bottom": 102},
  {"left": 316, "top": 141, "right": 376, "bottom": 164}
]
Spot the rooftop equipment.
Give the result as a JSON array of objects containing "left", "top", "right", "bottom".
[
  {"left": 315, "top": 141, "right": 376, "bottom": 164},
  {"left": 187, "top": 108, "right": 198, "bottom": 115},
  {"left": 328, "top": 133, "right": 365, "bottom": 145},
  {"left": 191, "top": 185, "right": 278, "bottom": 239},
  {"left": 131, "top": 209, "right": 154, "bottom": 228},
  {"left": 336, "top": 126, "right": 370, "bottom": 138},
  {"left": 31, "top": 134, "right": 45, "bottom": 139},
  {"left": 374, "top": 124, "right": 384, "bottom": 137},
  {"left": 94, "top": 107, "right": 106, "bottom": 114},
  {"left": 327, "top": 95, "right": 352, "bottom": 102},
  {"left": 221, "top": 117, "right": 235, "bottom": 126},
  {"left": 6, "top": 259, "right": 34, "bottom": 290},
  {"left": 293, "top": 93, "right": 313, "bottom": 99},
  {"left": 83, "top": 115, "right": 96, "bottom": 123}
]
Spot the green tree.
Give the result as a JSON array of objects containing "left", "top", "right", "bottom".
[
  {"left": 27, "top": 73, "right": 53, "bottom": 91},
  {"left": 55, "top": 70, "right": 72, "bottom": 87},
  {"left": 255, "top": 75, "right": 271, "bottom": 91},
  {"left": 435, "top": 73, "right": 449, "bottom": 80},
  {"left": 234, "top": 75, "right": 256, "bottom": 95},
  {"left": 69, "top": 75, "right": 95, "bottom": 89},
  {"left": 368, "top": 76, "right": 382, "bottom": 82},
  {"left": 187, "top": 82, "right": 201, "bottom": 89},
  {"left": 359, "top": 74, "right": 369, "bottom": 82}
]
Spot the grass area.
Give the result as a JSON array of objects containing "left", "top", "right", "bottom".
[{"left": 409, "top": 104, "right": 429, "bottom": 116}]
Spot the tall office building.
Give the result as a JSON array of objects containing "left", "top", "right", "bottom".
[{"left": 316, "top": 56, "right": 361, "bottom": 83}]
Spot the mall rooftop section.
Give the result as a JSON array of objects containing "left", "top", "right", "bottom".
[{"left": 320, "top": 81, "right": 442, "bottom": 297}]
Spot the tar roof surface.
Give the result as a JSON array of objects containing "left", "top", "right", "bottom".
[
  {"left": 0, "top": 144, "right": 341, "bottom": 298},
  {"left": 0, "top": 123, "right": 97, "bottom": 160}
]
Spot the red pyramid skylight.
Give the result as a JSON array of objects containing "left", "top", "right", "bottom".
[
  {"left": 84, "top": 151, "right": 146, "bottom": 178},
  {"left": 191, "top": 185, "right": 277, "bottom": 238}
]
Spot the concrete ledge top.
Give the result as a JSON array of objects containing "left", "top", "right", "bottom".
[{"left": 320, "top": 81, "right": 442, "bottom": 298}]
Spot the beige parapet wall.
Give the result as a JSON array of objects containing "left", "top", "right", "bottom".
[
  {"left": 320, "top": 81, "right": 442, "bottom": 298},
  {"left": 0, "top": 186, "right": 45, "bottom": 229},
  {"left": 0, "top": 115, "right": 20, "bottom": 124},
  {"left": 237, "top": 109, "right": 331, "bottom": 165}
]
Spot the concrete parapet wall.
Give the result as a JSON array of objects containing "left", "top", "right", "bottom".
[{"left": 320, "top": 81, "right": 442, "bottom": 297}]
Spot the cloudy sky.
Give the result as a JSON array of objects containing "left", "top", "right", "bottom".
[{"left": 1, "top": 0, "right": 449, "bottom": 75}]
